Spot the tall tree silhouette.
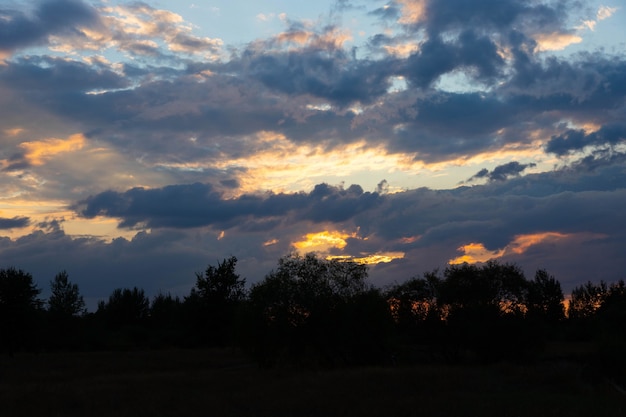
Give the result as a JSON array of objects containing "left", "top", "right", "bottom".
[
  {"left": 48, "top": 270, "right": 86, "bottom": 317},
  {"left": 149, "top": 292, "right": 184, "bottom": 347},
  {"left": 0, "top": 267, "right": 43, "bottom": 355},
  {"left": 244, "top": 253, "right": 393, "bottom": 368},
  {"left": 97, "top": 287, "right": 150, "bottom": 347},
  {"left": 46, "top": 271, "right": 86, "bottom": 349},
  {"left": 569, "top": 281, "right": 609, "bottom": 321},
  {"left": 185, "top": 256, "right": 246, "bottom": 346},
  {"left": 527, "top": 269, "right": 564, "bottom": 323},
  {"left": 437, "top": 261, "right": 533, "bottom": 362},
  {"left": 385, "top": 270, "right": 445, "bottom": 362}
]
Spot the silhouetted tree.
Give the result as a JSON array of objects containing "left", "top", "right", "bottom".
[
  {"left": 569, "top": 281, "right": 609, "bottom": 321},
  {"left": 527, "top": 269, "right": 565, "bottom": 323},
  {"left": 98, "top": 287, "right": 149, "bottom": 327},
  {"left": 567, "top": 280, "right": 626, "bottom": 384},
  {"left": 184, "top": 256, "right": 246, "bottom": 346},
  {"left": 48, "top": 270, "right": 86, "bottom": 317},
  {"left": 385, "top": 271, "right": 441, "bottom": 355},
  {"left": 149, "top": 292, "right": 184, "bottom": 347},
  {"left": 437, "top": 261, "right": 533, "bottom": 362},
  {"left": 244, "top": 253, "right": 393, "bottom": 368},
  {"left": 0, "top": 267, "right": 43, "bottom": 354},
  {"left": 46, "top": 271, "right": 87, "bottom": 350},
  {"left": 97, "top": 287, "right": 150, "bottom": 347}
]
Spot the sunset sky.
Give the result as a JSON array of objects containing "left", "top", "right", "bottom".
[{"left": 1, "top": 0, "right": 625, "bottom": 308}]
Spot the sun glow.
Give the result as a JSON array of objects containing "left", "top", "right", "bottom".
[
  {"left": 327, "top": 252, "right": 405, "bottom": 265},
  {"left": 211, "top": 132, "right": 422, "bottom": 195},
  {"left": 449, "top": 242, "right": 504, "bottom": 265},
  {"left": 449, "top": 232, "right": 604, "bottom": 265},
  {"left": 292, "top": 230, "right": 356, "bottom": 252}
]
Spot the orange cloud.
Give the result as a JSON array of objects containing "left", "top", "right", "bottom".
[
  {"left": 533, "top": 32, "right": 582, "bottom": 51},
  {"left": 328, "top": 252, "right": 405, "bottom": 265},
  {"left": 396, "top": 0, "right": 427, "bottom": 25},
  {"left": 211, "top": 132, "right": 421, "bottom": 196},
  {"left": 293, "top": 230, "right": 357, "bottom": 252},
  {"left": 19, "top": 133, "right": 86, "bottom": 166},
  {"left": 273, "top": 27, "right": 352, "bottom": 50},
  {"left": 449, "top": 242, "right": 504, "bottom": 265},
  {"left": 399, "top": 235, "right": 421, "bottom": 244},
  {"left": 383, "top": 42, "right": 420, "bottom": 57},
  {"left": 4, "top": 127, "right": 24, "bottom": 137},
  {"left": 449, "top": 232, "right": 607, "bottom": 265},
  {"left": 505, "top": 232, "right": 571, "bottom": 255}
]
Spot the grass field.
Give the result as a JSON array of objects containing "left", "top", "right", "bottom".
[{"left": 1, "top": 348, "right": 624, "bottom": 417}]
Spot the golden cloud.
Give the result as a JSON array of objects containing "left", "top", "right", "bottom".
[
  {"left": 449, "top": 242, "right": 504, "bottom": 265},
  {"left": 383, "top": 42, "right": 420, "bottom": 57},
  {"left": 533, "top": 32, "right": 582, "bottom": 52},
  {"left": 396, "top": 0, "right": 427, "bottom": 25},
  {"left": 327, "top": 252, "right": 405, "bottom": 265},
  {"left": 293, "top": 230, "right": 357, "bottom": 252},
  {"left": 449, "top": 232, "right": 607, "bottom": 265},
  {"left": 19, "top": 133, "right": 86, "bottom": 166},
  {"left": 212, "top": 132, "right": 422, "bottom": 195}
]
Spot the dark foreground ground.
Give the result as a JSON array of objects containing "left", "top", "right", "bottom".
[{"left": 1, "top": 348, "right": 624, "bottom": 417}]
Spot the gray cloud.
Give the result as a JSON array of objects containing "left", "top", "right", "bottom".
[
  {"left": 466, "top": 161, "right": 537, "bottom": 183},
  {"left": 547, "top": 124, "right": 626, "bottom": 155},
  {"left": 0, "top": 0, "right": 100, "bottom": 54},
  {"left": 75, "top": 182, "right": 382, "bottom": 229},
  {"left": 0, "top": 56, "right": 128, "bottom": 93},
  {"left": 0, "top": 216, "right": 30, "bottom": 229}
]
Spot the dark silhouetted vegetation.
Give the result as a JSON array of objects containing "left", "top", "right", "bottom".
[
  {"left": 1, "top": 254, "right": 626, "bottom": 416},
  {"left": 0, "top": 267, "right": 43, "bottom": 355},
  {"left": 240, "top": 253, "right": 394, "bottom": 368}
]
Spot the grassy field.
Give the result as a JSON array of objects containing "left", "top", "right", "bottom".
[{"left": 1, "top": 348, "right": 624, "bottom": 417}]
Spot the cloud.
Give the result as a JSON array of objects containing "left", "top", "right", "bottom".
[
  {"left": 546, "top": 124, "right": 626, "bottom": 156},
  {"left": 0, "top": 216, "right": 30, "bottom": 230},
  {"left": 0, "top": 0, "right": 101, "bottom": 55},
  {"left": 466, "top": 161, "right": 537, "bottom": 183},
  {"left": 533, "top": 32, "right": 582, "bottom": 51},
  {"left": 0, "top": 55, "right": 128, "bottom": 93},
  {"left": 91, "top": 3, "right": 223, "bottom": 58},
  {"left": 578, "top": 5, "right": 618, "bottom": 31},
  {"left": 74, "top": 182, "right": 382, "bottom": 229},
  {"left": 17, "top": 133, "right": 86, "bottom": 167}
]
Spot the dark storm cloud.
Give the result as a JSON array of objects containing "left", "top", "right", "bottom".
[
  {"left": 0, "top": 56, "right": 129, "bottom": 93},
  {"left": 0, "top": 0, "right": 622, "bottom": 166},
  {"left": 0, "top": 0, "right": 100, "bottom": 53},
  {"left": 353, "top": 157, "right": 626, "bottom": 240},
  {"left": 546, "top": 124, "right": 626, "bottom": 155},
  {"left": 75, "top": 161, "right": 626, "bottom": 256},
  {"left": 487, "top": 161, "right": 536, "bottom": 181},
  {"left": 403, "top": 30, "right": 504, "bottom": 88},
  {"left": 384, "top": 91, "right": 518, "bottom": 159},
  {"left": 466, "top": 161, "right": 537, "bottom": 183},
  {"left": 238, "top": 40, "right": 396, "bottom": 106},
  {"left": 75, "top": 182, "right": 382, "bottom": 229},
  {"left": 3, "top": 161, "right": 626, "bottom": 307},
  {"left": 404, "top": 0, "right": 569, "bottom": 37},
  {"left": 0, "top": 216, "right": 29, "bottom": 229}
]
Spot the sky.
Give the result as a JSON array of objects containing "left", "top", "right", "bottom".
[{"left": 1, "top": 0, "right": 625, "bottom": 309}]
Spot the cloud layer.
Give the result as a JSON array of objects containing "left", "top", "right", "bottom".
[{"left": 0, "top": 0, "right": 625, "bottom": 307}]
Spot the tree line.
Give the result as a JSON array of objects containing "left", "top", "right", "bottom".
[{"left": 1, "top": 254, "right": 625, "bottom": 376}]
